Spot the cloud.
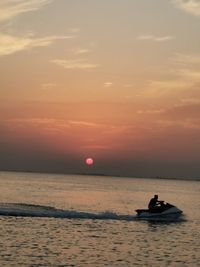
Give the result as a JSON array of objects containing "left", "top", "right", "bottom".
[
  {"left": 123, "top": 84, "right": 133, "bottom": 88},
  {"left": 172, "top": 0, "right": 200, "bottom": 16},
  {"left": 146, "top": 52, "right": 200, "bottom": 98},
  {"left": 104, "top": 82, "right": 113, "bottom": 87},
  {"left": 181, "top": 98, "right": 200, "bottom": 104},
  {"left": 3, "top": 118, "right": 104, "bottom": 129},
  {"left": 137, "top": 35, "right": 174, "bottom": 42},
  {"left": 158, "top": 102, "right": 200, "bottom": 130},
  {"left": 82, "top": 144, "right": 111, "bottom": 150},
  {"left": 148, "top": 79, "right": 191, "bottom": 93},
  {"left": 171, "top": 53, "right": 200, "bottom": 83},
  {"left": 50, "top": 58, "right": 99, "bottom": 70},
  {"left": 65, "top": 47, "right": 91, "bottom": 56},
  {"left": 137, "top": 109, "right": 164, "bottom": 114},
  {"left": 74, "top": 49, "right": 90, "bottom": 55},
  {"left": 0, "top": 0, "right": 52, "bottom": 22},
  {"left": 0, "top": 33, "right": 73, "bottom": 56},
  {"left": 41, "top": 83, "right": 57, "bottom": 89},
  {"left": 68, "top": 120, "right": 101, "bottom": 128},
  {"left": 68, "top": 28, "right": 80, "bottom": 34},
  {"left": 1, "top": 118, "right": 72, "bottom": 137},
  {"left": 171, "top": 53, "right": 200, "bottom": 66},
  {"left": 0, "top": 1, "right": 73, "bottom": 57}
]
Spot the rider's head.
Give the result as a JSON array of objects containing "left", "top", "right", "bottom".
[{"left": 154, "top": 194, "right": 158, "bottom": 199}]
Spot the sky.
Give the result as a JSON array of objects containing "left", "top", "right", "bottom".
[{"left": 1, "top": 0, "right": 200, "bottom": 178}]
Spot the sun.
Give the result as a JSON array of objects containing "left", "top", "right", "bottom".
[{"left": 85, "top": 157, "right": 94, "bottom": 166}]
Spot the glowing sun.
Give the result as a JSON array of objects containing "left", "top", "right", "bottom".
[{"left": 85, "top": 157, "right": 94, "bottom": 166}]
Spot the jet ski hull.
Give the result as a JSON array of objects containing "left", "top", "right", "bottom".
[{"left": 136, "top": 203, "right": 183, "bottom": 219}]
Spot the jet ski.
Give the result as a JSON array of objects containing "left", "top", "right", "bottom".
[{"left": 135, "top": 202, "right": 183, "bottom": 219}]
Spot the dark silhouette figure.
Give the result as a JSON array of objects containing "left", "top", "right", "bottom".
[{"left": 148, "top": 194, "right": 164, "bottom": 212}]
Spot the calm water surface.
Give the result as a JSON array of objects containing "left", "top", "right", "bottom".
[{"left": 0, "top": 171, "right": 199, "bottom": 266}]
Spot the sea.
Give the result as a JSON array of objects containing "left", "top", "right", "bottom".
[{"left": 0, "top": 171, "right": 199, "bottom": 267}]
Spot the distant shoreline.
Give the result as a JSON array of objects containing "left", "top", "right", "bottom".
[{"left": 0, "top": 169, "right": 199, "bottom": 182}]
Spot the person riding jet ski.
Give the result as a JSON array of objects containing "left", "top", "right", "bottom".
[
  {"left": 135, "top": 195, "right": 183, "bottom": 218},
  {"left": 148, "top": 194, "right": 165, "bottom": 212}
]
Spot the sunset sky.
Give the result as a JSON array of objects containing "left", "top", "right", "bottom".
[{"left": 1, "top": 0, "right": 200, "bottom": 178}]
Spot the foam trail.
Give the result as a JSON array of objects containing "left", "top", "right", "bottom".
[{"left": 0, "top": 203, "right": 137, "bottom": 221}]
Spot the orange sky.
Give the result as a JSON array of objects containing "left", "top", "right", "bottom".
[{"left": 1, "top": 0, "right": 200, "bottom": 178}]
